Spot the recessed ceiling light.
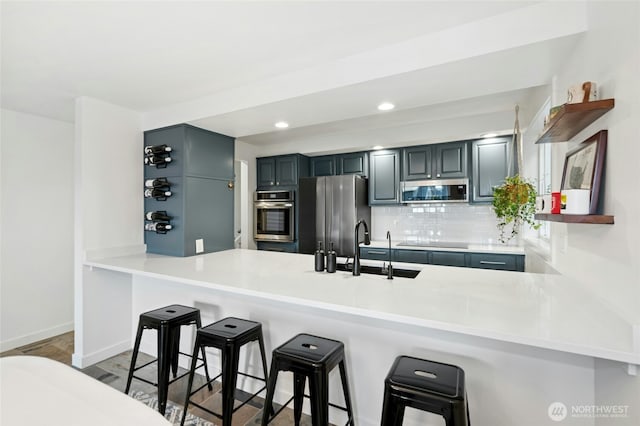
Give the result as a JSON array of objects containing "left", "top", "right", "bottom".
[
  {"left": 372, "top": 145, "right": 384, "bottom": 150},
  {"left": 481, "top": 132, "right": 498, "bottom": 138},
  {"left": 275, "top": 121, "right": 289, "bottom": 129},
  {"left": 377, "top": 102, "right": 395, "bottom": 111}
]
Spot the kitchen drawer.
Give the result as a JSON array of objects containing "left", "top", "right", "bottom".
[
  {"left": 469, "top": 253, "right": 523, "bottom": 271},
  {"left": 393, "top": 249, "right": 429, "bottom": 264},
  {"left": 360, "top": 247, "right": 390, "bottom": 261},
  {"left": 431, "top": 251, "right": 466, "bottom": 267},
  {"left": 257, "top": 241, "right": 298, "bottom": 253}
]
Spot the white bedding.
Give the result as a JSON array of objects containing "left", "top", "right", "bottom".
[{"left": 0, "top": 356, "right": 171, "bottom": 425}]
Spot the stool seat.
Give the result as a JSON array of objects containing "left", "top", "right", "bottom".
[
  {"left": 387, "top": 356, "right": 464, "bottom": 398},
  {"left": 381, "top": 355, "right": 470, "bottom": 426},
  {"left": 275, "top": 333, "right": 344, "bottom": 366},
  {"left": 261, "top": 333, "right": 354, "bottom": 426},
  {"left": 199, "top": 317, "right": 264, "bottom": 344},
  {"left": 124, "top": 304, "right": 211, "bottom": 416},
  {"left": 139, "top": 304, "right": 202, "bottom": 324},
  {"left": 181, "top": 317, "right": 269, "bottom": 426}
]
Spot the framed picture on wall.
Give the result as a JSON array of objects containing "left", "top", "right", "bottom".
[{"left": 560, "top": 130, "right": 607, "bottom": 214}]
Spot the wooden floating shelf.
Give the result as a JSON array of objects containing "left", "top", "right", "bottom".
[
  {"left": 535, "top": 213, "right": 614, "bottom": 224},
  {"left": 535, "top": 99, "right": 615, "bottom": 144}
]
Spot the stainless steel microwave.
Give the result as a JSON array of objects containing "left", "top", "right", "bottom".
[
  {"left": 253, "top": 190, "right": 295, "bottom": 242},
  {"left": 401, "top": 178, "right": 469, "bottom": 203}
]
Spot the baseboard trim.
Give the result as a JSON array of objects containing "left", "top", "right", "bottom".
[
  {"left": 0, "top": 322, "right": 74, "bottom": 352},
  {"left": 72, "top": 339, "right": 131, "bottom": 369}
]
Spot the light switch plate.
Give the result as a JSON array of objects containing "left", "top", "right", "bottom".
[{"left": 195, "top": 239, "right": 204, "bottom": 254}]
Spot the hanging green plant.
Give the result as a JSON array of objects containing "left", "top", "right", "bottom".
[{"left": 492, "top": 175, "right": 540, "bottom": 243}]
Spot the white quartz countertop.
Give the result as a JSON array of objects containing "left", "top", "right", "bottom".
[
  {"left": 85, "top": 249, "right": 638, "bottom": 364},
  {"left": 368, "top": 240, "right": 525, "bottom": 254}
]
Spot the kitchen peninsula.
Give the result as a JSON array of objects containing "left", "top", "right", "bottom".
[{"left": 83, "top": 249, "right": 638, "bottom": 426}]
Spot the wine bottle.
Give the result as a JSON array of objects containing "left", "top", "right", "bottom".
[
  {"left": 144, "top": 155, "right": 172, "bottom": 166},
  {"left": 326, "top": 242, "right": 337, "bottom": 273},
  {"left": 144, "top": 144, "right": 172, "bottom": 155},
  {"left": 144, "top": 178, "right": 170, "bottom": 189},
  {"left": 144, "top": 188, "right": 172, "bottom": 198},
  {"left": 314, "top": 241, "right": 325, "bottom": 272},
  {"left": 145, "top": 222, "right": 173, "bottom": 233},
  {"left": 145, "top": 211, "right": 172, "bottom": 221}
]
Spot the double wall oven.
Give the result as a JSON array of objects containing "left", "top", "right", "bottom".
[{"left": 253, "top": 190, "right": 295, "bottom": 242}]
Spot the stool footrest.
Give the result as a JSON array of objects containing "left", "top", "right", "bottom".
[
  {"left": 187, "top": 384, "right": 268, "bottom": 420},
  {"left": 265, "top": 395, "right": 295, "bottom": 422},
  {"left": 301, "top": 393, "right": 350, "bottom": 413},
  {"left": 188, "top": 373, "right": 223, "bottom": 396},
  {"left": 265, "top": 392, "right": 351, "bottom": 423},
  {"left": 131, "top": 361, "right": 208, "bottom": 387}
]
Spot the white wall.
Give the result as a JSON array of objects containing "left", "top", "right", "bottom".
[
  {"left": 73, "top": 97, "right": 143, "bottom": 367},
  {"left": 545, "top": 1, "right": 640, "bottom": 325},
  {"left": 0, "top": 109, "right": 74, "bottom": 351},
  {"left": 75, "top": 97, "right": 144, "bottom": 257},
  {"left": 525, "top": 3, "right": 640, "bottom": 424}
]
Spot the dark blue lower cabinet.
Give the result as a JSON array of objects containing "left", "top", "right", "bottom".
[
  {"left": 359, "top": 248, "right": 390, "bottom": 261},
  {"left": 257, "top": 241, "right": 298, "bottom": 253},
  {"left": 469, "top": 253, "right": 523, "bottom": 271},
  {"left": 359, "top": 248, "right": 524, "bottom": 271},
  {"left": 393, "top": 249, "right": 429, "bottom": 264},
  {"left": 431, "top": 251, "right": 466, "bottom": 267}
]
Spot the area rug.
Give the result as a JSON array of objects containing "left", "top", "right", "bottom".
[{"left": 128, "top": 390, "right": 215, "bottom": 426}]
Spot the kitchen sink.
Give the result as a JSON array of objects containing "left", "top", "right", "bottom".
[{"left": 335, "top": 263, "right": 420, "bottom": 279}]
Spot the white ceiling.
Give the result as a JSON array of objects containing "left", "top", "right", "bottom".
[{"left": 1, "top": 1, "right": 586, "bottom": 153}]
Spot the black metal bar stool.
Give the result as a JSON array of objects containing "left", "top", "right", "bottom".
[
  {"left": 381, "top": 355, "right": 470, "bottom": 426},
  {"left": 261, "top": 333, "right": 355, "bottom": 426},
  {"left": 124, "top": 304, "right": 212, "bottom": 415},
  {"left": 181, "top": 317, "right": 270, "bottom": 426}
]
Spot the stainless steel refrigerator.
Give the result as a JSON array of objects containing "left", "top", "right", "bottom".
[{"left": 298, "top": 175, "right": 371, "bottom": 257}]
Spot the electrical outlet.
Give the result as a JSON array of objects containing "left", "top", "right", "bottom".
[{"left": 195, "top": 239, "right": 204, "bottom": 254}]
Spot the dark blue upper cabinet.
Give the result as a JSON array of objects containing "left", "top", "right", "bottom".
[
  {"left": 257, "top": 157, "right": 277, "bottom": 187},
  {"left": 310, "top": 152, "right": 368, "bottom": 177},
  {"left": 310, "top": 155, "right": 336, "bottom": 176},
  {"left": 434, "top": 142, "right": 467, "bottom": 179},
  {"left": 402, "top": 145, "right": 433, "bottom": 180},
  {"left": 276, "top": 155, "right": 298, "bottom": 186},
  {"left": 338, "top": 152, "right": 369, "bottom": 176},
  {"left": 369, "top": 149, "right": 400, "bottom": 205},
  {"left": 257, "top": 154, "right": 309, "bottom": 188},
  {"left": 471, "top": 137, "right": 514, "bottom": 203},
  {"left": 402, "top": 142, "right": 468, "bottom": 181}
]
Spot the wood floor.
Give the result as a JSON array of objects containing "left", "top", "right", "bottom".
[
  {"left": 0, "top": 331, "right": 74, "bottom": 364},
  {"left": 0, "top": 332, "right": 320, "bottom": 426}
]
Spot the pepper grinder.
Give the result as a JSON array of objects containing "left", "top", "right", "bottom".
[
  {"left": 326, "top": 242, "right": 337, "bottom": 273},
  {"left": 314, "top": 241, "right": 325, "bottom": 272}
]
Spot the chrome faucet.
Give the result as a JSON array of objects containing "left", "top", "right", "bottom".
[
  {"left": 353, "top": 219, "right": 371, "bottom": 276},
  {"left": 384, "top": 231, "right": 393, "bottom": 280}
]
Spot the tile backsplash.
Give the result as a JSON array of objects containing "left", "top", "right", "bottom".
[{"left": 371, "top": 204, "right": 505, "bottom": 245}]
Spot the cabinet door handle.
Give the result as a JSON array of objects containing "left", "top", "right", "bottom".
[
  {"left": 276, "top": 181, "right": 280, "bottom": 185},
  {"left": 479, "top": 260, "right": 507, "bottom": 265},
  {"left": 436, "top": 173, "right": 441, "bottom": 178},
  {"left": 427, "top": 174, "right": 431, "bottom": 178},
  {"left": 366, "top": 250, "right": 388, "bottom": 255}
]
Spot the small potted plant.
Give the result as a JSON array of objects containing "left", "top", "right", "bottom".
[{"left": 492, "top": 175, "right": 540, "bottom": 243}]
